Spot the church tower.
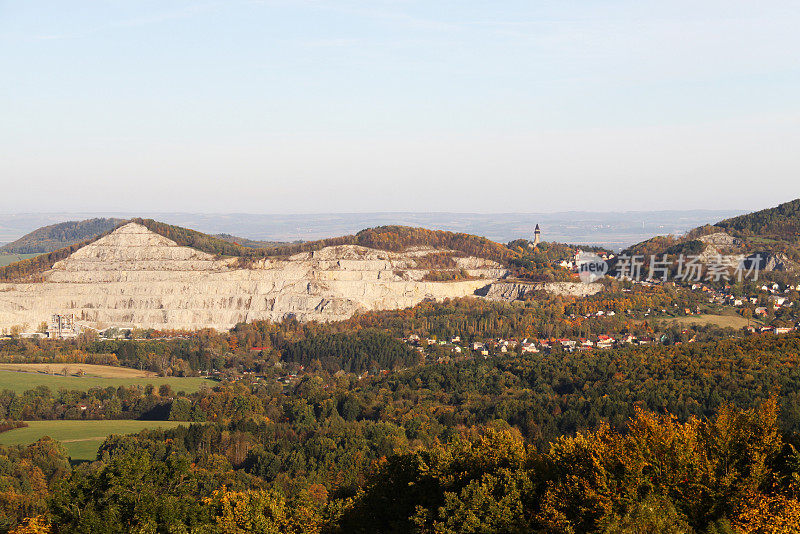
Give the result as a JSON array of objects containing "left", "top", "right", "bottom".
[{"left": 533, "top": 224, "right": 541, "bottom": 247}]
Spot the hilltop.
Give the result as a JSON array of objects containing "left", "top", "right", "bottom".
[
  {"left": 714, "top": 198, "right": 800, "bottom": 238},
  {"left": 0, "top": 218, "right": 123, "bottom": 254},
  {"left": 621, "top": 198, "right": 800, "bottom": 275},
  {"left": 0, "top": 216, "right": 289, "bottom": 257}
]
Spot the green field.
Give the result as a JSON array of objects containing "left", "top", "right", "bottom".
[
  {"left": 0, "top": 253, "right": 38, "bottom": 267},
  {"left": 0, "top": 369, "right": 214, "bottom": 394},
  {"left": 658, "top": 313, "right": 757, "bottom": 329},
  {"left": 0, "top": 420, "right": 188, "bottom": 460}
]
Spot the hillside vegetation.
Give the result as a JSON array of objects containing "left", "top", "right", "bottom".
[
  {"left": 0, "top": 240, "right": 105, "bottom": 282},
  {"left": 620, "top": 198, "right": 800, "bottom": 272},
  {"left": 0, "top": 218, "right": 123, "bottom": 254},
  {"left": 213, "top": 233, "right": 287, "bottom": 249},
  {"left": 135, "top": 219, "right": 518, "bottom": 263},
  {"left": 715, "top": 198, "right": 800, "bottom": 238}
]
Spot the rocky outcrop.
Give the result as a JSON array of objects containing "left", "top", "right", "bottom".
[
  {"left": 698, "top": 232, "right": 740, "bottom": 247},
  {"left": 0, "top": 223, "right": 507, "bottom": 332},
  {"left": 747, "top": 252, "right": 799, "bottom": 273},
  {"left": 479, "top": 281, "right": 603, "bottom": 301}
]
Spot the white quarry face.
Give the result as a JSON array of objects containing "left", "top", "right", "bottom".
[{"left": 0, "top": 223, "right": 506, "bottom": 331}]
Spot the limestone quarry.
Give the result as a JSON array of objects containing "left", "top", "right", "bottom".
[{"left": 0, "top": 223, "right": 508, "bottom": 331}]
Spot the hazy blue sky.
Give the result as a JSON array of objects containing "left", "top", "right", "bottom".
[{"left": 1, "top": 1, "right": 798, "bottom": 213}]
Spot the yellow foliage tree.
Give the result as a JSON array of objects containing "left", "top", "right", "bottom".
[
  {"left": 734, "top": 494, "right": 800, "bottom": 534},
  {"left": 9, "top": 516, "right": 51, "bottom": 534}
]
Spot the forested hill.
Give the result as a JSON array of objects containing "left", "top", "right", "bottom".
[
  {"left": 714, "top": 197, "right": 800, "bottom": 238},
  {"left": 621, "top": 198, "right": 800, "bottom": 259},
  {"left": 0, "top": 218, "right": 123, "bottom": 254},
  {"left": 133, "top": 219, "right": 519, "bottom": 263}
]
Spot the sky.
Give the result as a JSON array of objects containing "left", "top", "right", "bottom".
[{"left": 1, "top": 1, "right": 799, "bottom": 214}]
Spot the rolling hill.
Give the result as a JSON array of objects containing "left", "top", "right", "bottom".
[
  {"left": 0, "top": 218, "right": 124, "bottom": 254},
  {"left": 0, "top": 216, "right": 290, "bottom": 256},
  {"left": 620, "top": 198, "right": 800, "bottom": 276}
]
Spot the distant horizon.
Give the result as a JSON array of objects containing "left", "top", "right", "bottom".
[
  {"left": 0, "top": 207, "right": 752, "bottom": 251},
  {"left": 0, "top": 207, "right": 757, "bottom": 217}
]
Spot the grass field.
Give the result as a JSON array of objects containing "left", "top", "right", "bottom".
[
  {"left": 658, "top": 313, "right": 757, "bottom": 329},
  {"left": 0, "top": 363, "right": 157, "bottom": 378},
  {"left": 0, "top": 253, "right": 38, "bottom": 267},
  {"left": 0, "top": 369, "right": 213, "bottom": 394},
  {"left": 0, "top": 420, "right": 188, "bottom": 460}
]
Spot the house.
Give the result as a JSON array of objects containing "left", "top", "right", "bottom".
[
  {"left": 769, "top": 296, "right": 787, "bottom": 306},
  {"left": 774, "top": 327, "right": 793, "bottom": 335},
  {"left": 473, "top": 342, "right": 485, "bottom": 351},
  {"left": 755, "top": 307, "right": 768, "bottom": 316},
  {"left": 521, "top": 343, "right": 539, "bottom": 353},
  {"left": 580, "top": 339, "right": 594, "bottom": 348},
  {"left": 559, "top": 339, "right": 576, "bottom": 349}
]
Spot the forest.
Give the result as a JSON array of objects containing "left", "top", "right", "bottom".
[
  {"left": 2, "top": 394, "right": 799, "bottom": 532},
  {"left": 0, "top": 312, "right": 799, "bottom": 531}
]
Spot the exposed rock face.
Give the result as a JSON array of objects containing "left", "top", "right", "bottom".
[
  {"left": 747, "top": 252, "right": 799, "bottom": 273},
  {"left": 698, "top": 232, "right": 740, "bottom": 247},
  {"left": 479, "top": 281, "right": 603, "bottom": 301},
  {"left": 0, "top": 223, "right": 507, "bottom": 331}
]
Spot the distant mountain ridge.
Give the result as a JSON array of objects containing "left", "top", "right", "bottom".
[{"left": 0, "top": 210, "right": 744, "bottom": 251}]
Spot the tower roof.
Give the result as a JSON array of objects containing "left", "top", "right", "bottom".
[{"left": 535, "top": 224, "right": 540, "bottom": 231}]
